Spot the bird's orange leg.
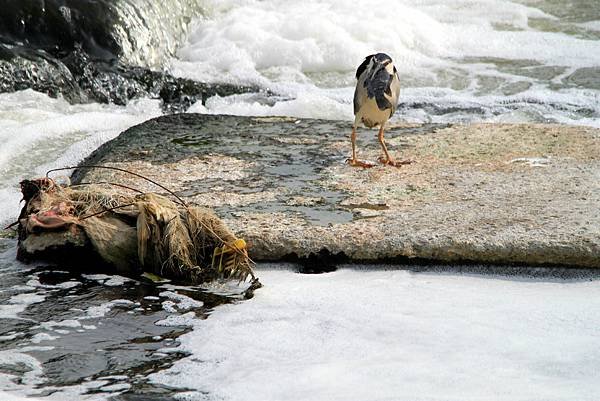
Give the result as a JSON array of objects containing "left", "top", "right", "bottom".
[
  {"left": 347, "top": 126, "right": 374, "bottom": 168},
  {"left": 377, "top": 126, "right": 412, "bottom": 167}
]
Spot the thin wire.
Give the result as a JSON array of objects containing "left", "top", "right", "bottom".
[
  {"left": 46, "top": 165, "right": 187, "bottom": 207},
  {"left": 72, "top": 181, "right": 146, "bottom": 195},
  {"left": 3, "top": 221, "right": 18, "bottom": 230}
]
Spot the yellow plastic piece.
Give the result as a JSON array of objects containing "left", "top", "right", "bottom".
[
  {"left": 211, "top": 238, "right": 248, "bottom": 274},
  {"left": 232, "top": 239, "right": 246, "bottom": 250}
]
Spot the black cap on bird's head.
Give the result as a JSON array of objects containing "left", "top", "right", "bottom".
[
  {"left": 355, "top": 53, "right": 393, "bottom": 80},
  {"left": 371, "top": 53, "right": 392, "bottom": 64}
]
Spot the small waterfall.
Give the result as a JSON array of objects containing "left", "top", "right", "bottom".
[
  {"left": 111, "top": 0, "right": 206, "bottom": 68},
  {"left": 0, "top": 0, "right": 206, "bottom": 68}
]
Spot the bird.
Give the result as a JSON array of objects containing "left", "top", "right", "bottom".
[{"left": 348, "top": 53, "right": 409, "bottom": 168}]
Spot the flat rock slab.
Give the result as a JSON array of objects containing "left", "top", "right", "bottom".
[{"left": 72, "top": 114, "right": 600, "bottom": 268}]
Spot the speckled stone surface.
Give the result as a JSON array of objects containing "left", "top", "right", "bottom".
[{"left": 71, "top": 113, "right": 600, "bottom": 268}]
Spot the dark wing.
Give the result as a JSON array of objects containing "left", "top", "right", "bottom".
[
  {"left": 387, "top": 66, "right": 401, "bottom": 116},
  {"left": 355, "top": 54, "right": 374, "bottom": 80}
]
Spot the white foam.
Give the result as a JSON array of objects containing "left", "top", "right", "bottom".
[
  {"left": 189, "top": 91, "right": 351, "bottom": 121},
  {"left": 98, "top": 375, "right": 129, "bottom": 381},
  {"left": 175, "top": 0, "right": 600, "bottom": 127},
  {"left": 175, "top": 0, "right": 554, "bottom": 82},
  {"left": 54, "top": 281, "right": 81, "bottom": 289},
  {"left": 103, "top": 276, "right": 134, "bottom": 287},
  {"left": 82, "top": 299, "right": 135, "bottom": 319},
  {"left": 0, "top": 292, "right": 45, "bottom": 319},
  {"left": 155, "top": 311, "right": 197, "bottom": 327},
  {"left": 0, "top": 333, "right": 21, "bottom": 341},
  {"left": 159, "top": 291, "right": 204, "bottom": 311},
  {"left": 150, "top": 268, "right": 600, "bottom": 401},
  {"left": 160, "top": 281, "right": 251, "bottom": 297},
  {"left": 40, "top": 319, "right": 82, "bottom": 329},
  {"left": 576, "top": 20, "right": 600, "bottom": 31},
  {"left": 82, "top": 274, "right": 113, "bottom": 282},
  {"left": 6, "top": 380, "right": 115, "bottom": 401},
  {"left": 81, "top": 274, "right": 133, "bottom": 287},
  {"left": 21, "top": 276, "right": 80, "bottom": 290},
  {"left": 402, "top": 86, "right": 600, "bottom": 127},
  {"left": 30, "top": 333, "right": 59, "bottom": 344},
  {"left": 161, "top": 300, "right": 179, "bottom": 313},
  {"left": 0, "top": 350, "right": 45, "bottom": 390}
]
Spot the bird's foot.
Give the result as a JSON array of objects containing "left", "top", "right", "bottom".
[
  {"left": 346, "top": 158, "right": 375, "bottom": 168},
  {"left": 378, "top": 156, "right": 413, "bottom": 167}
]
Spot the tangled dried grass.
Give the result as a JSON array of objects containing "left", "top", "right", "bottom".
[{"left": 20, "top": 178, "right": 256, "bottom": 284}]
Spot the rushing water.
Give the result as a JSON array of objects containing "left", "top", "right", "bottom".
[
  {"left": 178, "top": 0, "right": 600, "bottom": 126},
  {"left": 1, "top": 0, "right": 600, "bottom": 399}
]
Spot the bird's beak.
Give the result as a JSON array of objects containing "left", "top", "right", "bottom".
[
  {"left": 367, "top": 59, "right": 388, "bottom": 82},
  {"left": 371, "top": 59, "right": 390, "bottom": 74}
]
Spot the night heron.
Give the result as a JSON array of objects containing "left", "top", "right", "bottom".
[{"left": 348, "top": 53, "right": 409, "bottom": 168}]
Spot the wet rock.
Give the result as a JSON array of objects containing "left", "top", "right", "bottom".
[
  {"left": 0, "top": 44, "right": 260, "bottom": 111},
  {"left": 72, "top": 114, "right": 600, "bottom": 268},
  {"left": 0, "top": 0, "right": 203, "bottom": 68},
  {"left": 0, "top": 45, "right": 84, "bottom": 103}
]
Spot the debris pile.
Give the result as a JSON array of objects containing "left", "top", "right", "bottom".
[{"left": 16, "top": 177, "right": 257, "bottom": 284}]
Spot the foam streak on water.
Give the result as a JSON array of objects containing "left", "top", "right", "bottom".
[{"left": 174, "top": 0, "right": 600, "bottom": 126}]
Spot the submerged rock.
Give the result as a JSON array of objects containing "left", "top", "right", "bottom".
[{"left": 71, "top": 114, "right": 600, "bottom": 268}]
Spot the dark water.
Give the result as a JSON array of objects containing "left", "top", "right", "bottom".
[{"left": 0, "top": 238, "right": 251, "bottom": 400}]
